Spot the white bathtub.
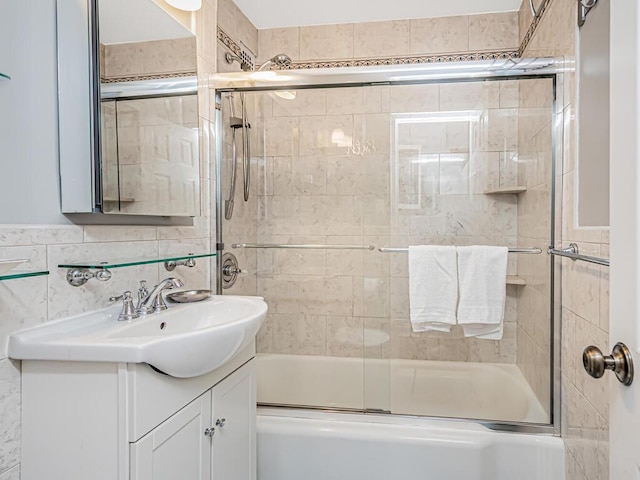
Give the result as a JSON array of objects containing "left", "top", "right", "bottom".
[
  {"left": 256, "top": 354, "right": 548, "bottom": 423},
  {"left": 257, "top": 409, "right": 565, "bottom": 480}
]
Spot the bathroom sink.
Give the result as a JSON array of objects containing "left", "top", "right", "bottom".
[{"left": 8, "top": 295, "right": 267, "bottom": 378}]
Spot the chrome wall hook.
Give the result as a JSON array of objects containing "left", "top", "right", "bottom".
[{"left": 578, "top": 0, "right": 599, "bottom": 27}]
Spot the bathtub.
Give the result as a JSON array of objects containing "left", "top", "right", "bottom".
[
  {"left": 256, "top": 353, "right": 548, "bottom": 423},
  {"left": 256, "top": 354, "right": 562, "bottom": 479},
  {"left": 257, "top": 409, "right": 565, "bottom": 480}
]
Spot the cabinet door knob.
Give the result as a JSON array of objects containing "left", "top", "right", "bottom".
[
  {"left": 204, "top": 427, "right": 215, "bottom": 438},
  {"left": 215, "top": 418, "right": 226, "bottom": 428},
  {"left": 583, "top": 342, "right": 634, "bottom": 386}
]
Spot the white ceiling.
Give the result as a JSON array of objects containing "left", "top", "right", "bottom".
[
  {"left": 99, "top": 0, "right": 193, "bottom": 45},
  {"left": 233, "top": 0, "right": 524, "bottom": 29}
]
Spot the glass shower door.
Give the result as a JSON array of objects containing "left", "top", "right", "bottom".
[{"left": 218, "top": 74, "right": 557, "bottom": 426}]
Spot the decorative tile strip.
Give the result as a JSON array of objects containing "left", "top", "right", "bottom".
[
  {"left": 286, "top": 51, "right": 519, "bottom": 70},
  {"left": 217, "top": 26, "right": 243, "bottom": 57},
  {"left": 518, "top": 0, "right": 554, "bottom": 56},
  {"left": 217, "top": 26, "right": 256, "bottom": 70},
  {"left": 101, "top": 71, "right": 197, "bottom": 84}
]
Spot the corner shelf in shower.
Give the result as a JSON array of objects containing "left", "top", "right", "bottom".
[
  {"left": 59, "top": 253, "right": 216, "bottom": 287},
  {"left": 103, "top": 197, "right": 136, "bottom": 203},
  {"left": 484, "top": 186, "right": 527, "bottom": 195},
  {"left": 0, "top": 271, "right": 49, "bottom": 282},
  {"left": 506, "top": 275, "right": 526, "bottom": 286}
]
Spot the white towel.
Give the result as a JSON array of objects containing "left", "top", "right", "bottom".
[
  {"left": 408, "top": 245, "right": 458, "bottom": 333},
  {"left": 457, "top": 245, "right": 508, "bottom": 340}
]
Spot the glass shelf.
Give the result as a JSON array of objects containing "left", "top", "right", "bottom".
[
  {"left": 0, "top": 73, "right": 10, "bottom": 80},
  {"left": 0, "top": 271, "right": 49, "bottom": 282},
  {"left": 484, "top": 186, "right": 527, "bottom": 195},
  {"left": 59, "top": 253, "right": 216, "bottom": 270}
]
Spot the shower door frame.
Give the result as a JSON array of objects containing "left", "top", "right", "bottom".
[{"left": 214, "top": 59, "right": 565, "bottom": 436}]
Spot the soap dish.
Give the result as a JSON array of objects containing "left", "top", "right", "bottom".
[{"left": 166, "top": 289, "right": 212, "bottom": 303}]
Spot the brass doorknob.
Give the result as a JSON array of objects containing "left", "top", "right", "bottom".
[{"left": 583, "top": 342, "right": 634, "bottom": 386}]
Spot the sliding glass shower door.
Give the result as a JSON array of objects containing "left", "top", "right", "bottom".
[{"left": 218, "top": 72, "right": 558, "bottom": 426}]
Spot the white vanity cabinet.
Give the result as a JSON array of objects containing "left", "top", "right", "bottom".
[
  {"left": 20, "top": 344, "right": 256, "bottom": 480},
  {"left": 131, "top": 391, "right": 212, "bottom": 480}
]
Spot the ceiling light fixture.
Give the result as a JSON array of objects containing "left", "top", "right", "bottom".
[{"left": 166, "top": 0, "right": 202, "bottom": 11}]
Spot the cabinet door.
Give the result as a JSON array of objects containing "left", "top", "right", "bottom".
[
  {"left": 212, "top": 362, "right": 256, "bottom": 480},
  {"left": 131, "top": 391, "right": 212, "bottom": 480}
]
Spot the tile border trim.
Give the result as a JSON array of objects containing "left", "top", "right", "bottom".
[
  {"left": 101, "top": 71, "right": 197, "bottom": 84},
  {"left": 518, "top": 0, "right": 554, "bottom": 56},
  {"left": 218, "top": 26, "right": 244, "bottom": 58},
  {"left": 283, "top": 51, "right": 519, "bottom": 69}
]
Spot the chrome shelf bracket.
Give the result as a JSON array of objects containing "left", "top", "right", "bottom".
[
  {"left": 66, "top": 268, "right": 113, "bottom": 287},
  {"left": 164, "top": 256, "right": 197, "bottom": 271},
  {"left": 547, "top": 243, "right": 610, "bottom": 267}
]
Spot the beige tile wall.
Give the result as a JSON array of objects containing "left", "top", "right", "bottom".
[
  {"left": 241, "top": 81, "right": 527, "bottom": 368},
  {"left": 516, "top": 76, "right": 555, "bottom": 416},
  {"left": 216, "top": 0, "right": 258, "bottom": 73},
  {"left": 258, "top": 12, "right": 519, "bottom": 64},
  {"left": 103, "top": 37, "right": 197, "bottom": 79},
  {"left": 207, "top": 5, "right": 562, "bottom": 423},
  {"left": 520, "top": 0, "right": 610, "bottom": 479},
  {"left": 218, "top": 0, "right": 257, "bottom": 55},
  {"left": 214, "top": 0, "right": 261, "bottom": 297},
  {"left": 0, "top": 2, "right": 218, "bottom": 477},
  {"left": 219, "top": 93, "right": 259, "bottom": 296}
]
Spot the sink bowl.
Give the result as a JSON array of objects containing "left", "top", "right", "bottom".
[{"left": 8, "top": 295, "right": 267, "bottom": 378}]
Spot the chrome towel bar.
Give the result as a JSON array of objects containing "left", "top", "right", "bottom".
[
  {"left": 378, "top": 247, "right": 543, "bottom": 254},
  {"left": 548, "top": 243, "right": 609, "bottom": 267},
  {"left": 231, "top": 243, "right": 376, "bottom": 251}
]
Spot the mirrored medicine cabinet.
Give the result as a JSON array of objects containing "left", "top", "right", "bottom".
[{"left": 57, "top": 0, "right": 200, "bottom": 217}]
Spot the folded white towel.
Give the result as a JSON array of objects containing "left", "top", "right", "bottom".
[
  {"left": 457, "top": 245, "right": 508, "bottom": 340},
  {"left": 409, "top": 245, "right": 458, "bottom": 333}
]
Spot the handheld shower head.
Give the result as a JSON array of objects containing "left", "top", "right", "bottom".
[
  {"left": 258, "top": 54, "right": 293, "bottom": 71},
  {"left": 257, "top": 53, "right": 297, "bottom": 100}
]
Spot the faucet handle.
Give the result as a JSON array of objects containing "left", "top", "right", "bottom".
[
  {"left": 109, "top": 293, "right": 125, "bottom": 302},
  {"left": 137, "top": 280, "right": 149, "bottom": 308},
  {"left": 111, "top": 291, "right": 138, "bottom": 322}
]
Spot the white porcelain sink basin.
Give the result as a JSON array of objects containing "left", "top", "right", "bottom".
[{"left": 9, "top": 295, "right": 267, "bottom": 378}]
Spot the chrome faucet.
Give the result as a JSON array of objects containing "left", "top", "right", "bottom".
[
  {"left": 137, "top": 277, "right": 184, "bottom": 316},
  {"left": 109, "top": 291, "right": 138, "bottom": 321},
  {"left": 136, "top": 280, "right": 149, "bottom": 310}
]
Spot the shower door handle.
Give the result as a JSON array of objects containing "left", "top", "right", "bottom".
[{"left": 583, "top": 342, "right": 634, "bottom": 385}]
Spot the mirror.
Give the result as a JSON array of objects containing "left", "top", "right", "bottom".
[
  {"left": 98, "top": 0, "right": 199, "bottom": 216},
  {"left": 577, "top": 0, "right": 609, "bottom": 227},
  {"left": 57, "top": 0, "right": 200, "bottom": 217}
]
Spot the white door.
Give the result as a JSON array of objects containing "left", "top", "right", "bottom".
[
  {"left": 212, "top": 362, "right": 257, "bottom": 480},
  {"left": 130, "top": 391, "right": 212, "bottom": 480},
  {"left": 609, "top": 1, "right": 640, "bottom": 477}
]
